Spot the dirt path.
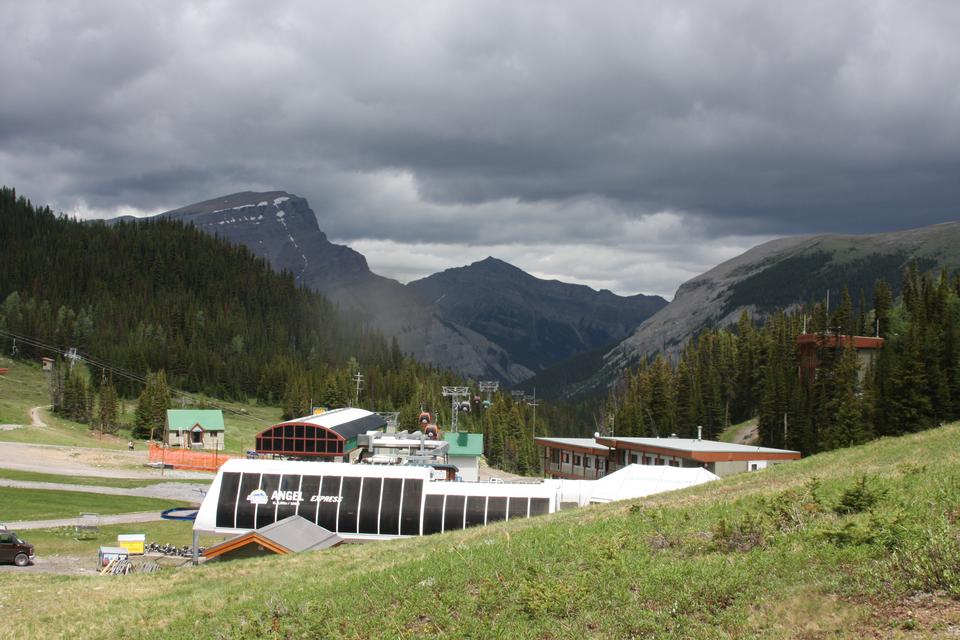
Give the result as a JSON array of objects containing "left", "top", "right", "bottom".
[
  {"left": 478, "top": 458, "right": 524, "bottom": 482},
  {"left": 731, "top": 422, "right": 759, "bottom": 445},
  {"left": 0, "top": 441, "right": 212, "bottom": 479},
  {"left": 0, "top": 478, "right": 208, "bottom": 501},
  {"left": 4, "top": 510, "right": 170, "bottom": 531},
  {"left": 29, "top": 405, "right": 48, "bottom": 428}
]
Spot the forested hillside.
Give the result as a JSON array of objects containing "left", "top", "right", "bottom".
[
  {"left": 0, "top": 188, "right": 545, "bottom": 473},
  {"left": 606, "top": 262, "right": 960, "bottom": 456},
  {"left": 0, "top": 187, "right": 397, "bottom": 398}
]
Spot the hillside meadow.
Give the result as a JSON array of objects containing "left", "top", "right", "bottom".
[{"left": 2, "top": 422, "right": 960, "bottom": 638}]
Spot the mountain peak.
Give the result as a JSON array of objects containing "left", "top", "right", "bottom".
[{"left": 164, "top": 190, "right": 295, "bottom": 216}]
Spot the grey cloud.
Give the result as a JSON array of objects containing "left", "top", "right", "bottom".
[{"left": 2, "top": 0, "right": 959, "bottom": 296}]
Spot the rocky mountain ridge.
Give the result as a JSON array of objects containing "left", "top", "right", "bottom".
[
  {"left": 590, "top": 221, "right": 960, "bottom": 393},
  {"left": 149, "top": 191, "right": 666, "bottom": 383},
  {"left": 409, "top": 257, "right": 665, "bottom": 373}
]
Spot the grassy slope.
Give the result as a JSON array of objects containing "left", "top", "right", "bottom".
[
  {"left": 3, "top": 423, "right": 960, "bottom": 639},
  {"left": 718, "top": 418, "right": 758, "bottom": 444},
  {"left": 21, "top": 521, "right": 224, "bottom": 558},
  {"left": 0, "top": 356, "right": 283, "bottom": 453},
  {"left": 0, "top": 487, "right": 188, "bottom": 521},
  {"left": 0, "top": 357, "right": 126, "bottom": 449}
]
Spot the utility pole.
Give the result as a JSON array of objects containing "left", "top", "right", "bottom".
[
  {"left": 526, "top": 389, "right": 540, "bottom": 435},
  {"left": 352, "top": 372, "right": 364, "bottom": 407},
  {"left": 441, "top": 386, "right": 471, "bottom": 433},
  {"left": 66, "top": 347, "right": 81, "bottom": 372}
]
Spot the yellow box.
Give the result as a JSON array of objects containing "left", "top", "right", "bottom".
[{"left": 117, "top": 534, "right": 145, "bottom": 555}]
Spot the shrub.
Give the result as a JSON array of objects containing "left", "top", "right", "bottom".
[
  {"left": 834, "top": 475, "right": 886, "bottom": 516},
  {"left": 710, "top": 514, "right": 767, "bottom": 553}
]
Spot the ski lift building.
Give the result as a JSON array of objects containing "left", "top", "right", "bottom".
[{"left": 255, "top": 408, "right": 387, "bottom": 461}]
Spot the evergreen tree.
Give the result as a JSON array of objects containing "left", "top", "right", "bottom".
[
  {"left": 874, "top": 279, "right": 893, "bottom": 337},
  {"left": 133, "top": 370, "right": 171, "bottom": 440},
  {"left": 97, "top": 382, "right": 119, "bottom": 435}
]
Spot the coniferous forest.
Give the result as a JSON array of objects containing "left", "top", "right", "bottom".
[
  {"left": 0, "top": 187, "right": 545, "bottom": 472},
  {"left": 605, "top": 264, "right": 960, "bottom": 456},
  {"left": 7, "top": 185, "right": 958, "bottom": 469}
]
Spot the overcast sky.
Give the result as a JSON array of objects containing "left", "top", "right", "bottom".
[{"left": 3, "top": 1, "right": 959, "bottom": 298}]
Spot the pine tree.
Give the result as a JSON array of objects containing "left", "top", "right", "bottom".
[
  {"left": 97, "top": 382, "right": 119, "bottom": 435},
  {"left": 874, "top": 279, "right": 893, "bottom": 337},
  {"left": 133, "top": 370, "right": 171, "bottom": 440}
]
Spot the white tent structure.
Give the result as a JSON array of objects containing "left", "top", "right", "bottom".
[{"left": 585, "top": 464, "right": 719, "bottom": 504}]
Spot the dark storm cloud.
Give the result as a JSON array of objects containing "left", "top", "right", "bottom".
[{"left": 2, "top": 0, "right": 959, "bottom": 296}]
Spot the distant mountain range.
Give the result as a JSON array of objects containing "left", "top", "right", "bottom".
[
  {"left": 553, "top": 222, "right": 960, "bottom": 396},
  {"left": 409, "top": 258, "right": 664, "bottom": 374},
  {"left": 146, "top": 191, "right": 667, "bottom": 383}
]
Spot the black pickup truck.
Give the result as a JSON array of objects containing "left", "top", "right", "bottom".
[{"left": 0, "top": 529, "right": 34, "bottom": 566}]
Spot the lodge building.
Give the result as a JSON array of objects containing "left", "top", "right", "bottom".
[{"left": 536, "top": 434, "right": 800, "bottom": 479}]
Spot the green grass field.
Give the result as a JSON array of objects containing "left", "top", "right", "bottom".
[
  {"left": 3, "top": 422, "right": 960, "bottom": 638},
  {"left": 0, "top": 487, "right": 189, "bottom": 522},
  {"left": 19, "top": 520, "right": 225, "bottom": 558},
  {"left": 0, "top": 468, "right": 208, "bottom": 489},
  {"left": 0, "top": 356, "right": 284, "bottom": 452},
  {"left": 0, "top": 357, "right": 128, "bottom": 449}
]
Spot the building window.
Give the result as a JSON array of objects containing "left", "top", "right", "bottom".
[
  {"left": 574, "top": 455, "right": 582, "bottom": 467},
  {"left": 630, "top": 454, "right": 638, "bottom": 464},
  {"left": 584, "top": 457, "right": 591, "bottom": 469},
  {"left": 617, "top": 450, "right": 626, "bottom": 465},
  {"left": 656, "top": 458, "right": 664, "bottom": 465},
  {"left": 643, "top": 456, "right": 652, "bottom": 465},
  {"left": 191, "top": 430, "right": 203, "bottom": 444},
  {"left": 669, "top": 460, "right": 679, "bottom": 467},
  {"left": 551, "top": 449, "right": 560, "bottom": 464},
  {"left": 563, "top": 453, "right": 570, "bottom": 464},
  {"left": 597, "top": 459, "right": 604, "bottom": 471}
]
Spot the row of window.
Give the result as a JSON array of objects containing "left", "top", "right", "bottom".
[
  {"left": 615, "top": 450, "right": 681, "bottom": 467},
  {"left": 551, "top": 450, "right": 605, "bottom": 470},
  {"left": 215, "top": 472, "right": 551, "bottom": 536}
]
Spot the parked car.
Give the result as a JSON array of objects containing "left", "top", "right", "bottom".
[{"left": 0, "top": 529, "right": 34, "bottom": 567}]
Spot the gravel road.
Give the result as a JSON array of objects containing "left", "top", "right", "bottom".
[
  {"left": 3, "top": 510, "right": 171, "bottom": 531},
  {"left": 0, "top": 441, "right": 213, "bottom": 479},
  {"left": 0, "top": 478, "right": 208, "bottom": 501}
]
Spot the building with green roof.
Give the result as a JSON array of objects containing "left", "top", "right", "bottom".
[
  {"left": 166, "top": 409, "right": 225, "bottom": 449},
  {"left": 443, "top": 432, "right": 483, "bottom": 481}
]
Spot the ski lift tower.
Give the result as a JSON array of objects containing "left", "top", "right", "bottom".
[
  {"left": 478, "top": 380, "right": 499, "bottom": 406},
  {"left": 441, "top": 386, "right": 471, "bottom": 433}
]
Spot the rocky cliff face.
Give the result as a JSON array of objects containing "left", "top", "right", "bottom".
[
  {"left": 161, "top": 191, "right": 377, "bottom": 294},
  {"left": 409, "top": 257, "right": 666, "bottom": 373},
  {"left": 159, "top": 191, "right": 660, "bottom": 383},
  {"left": 592, "top": 222, "right": 960, "bottom": 392}
]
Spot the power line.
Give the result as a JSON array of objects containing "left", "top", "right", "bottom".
[{"left": 0, "top": 328, "right": 271, "bottom": 426}]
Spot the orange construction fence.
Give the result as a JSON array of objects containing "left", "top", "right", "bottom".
[{"left": 148, "top": 443, "right": 234, "bottom": 472}]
